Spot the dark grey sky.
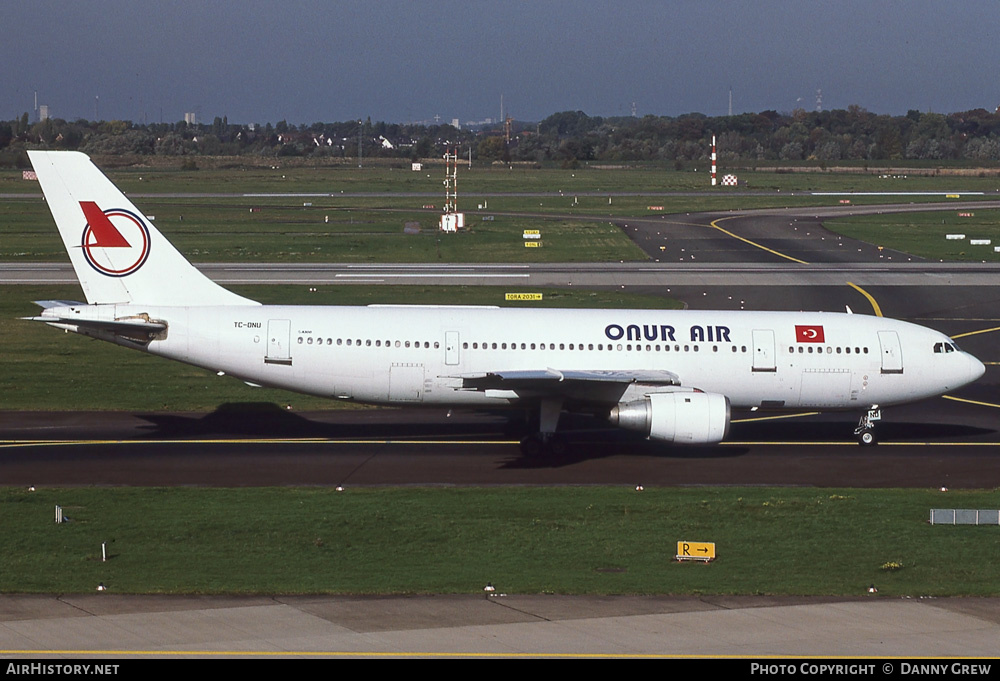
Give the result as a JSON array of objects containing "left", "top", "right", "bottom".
[{"left": 6, "top": 1, "right": 999, "bottom": 125}]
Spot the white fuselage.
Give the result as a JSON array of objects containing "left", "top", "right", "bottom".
[{"left": 99, "top": 304, "right": 982, "bottom": 411}]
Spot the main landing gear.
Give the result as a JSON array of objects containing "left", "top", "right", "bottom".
[
  {"left": 854, "top": 407, "right": 882, "bottom": 446},
  {"left": 519, "top": 397, "right": 567, "bottom": 456},
  {"left": 519, "top": 432, "right": 568, "bottom": 457}
]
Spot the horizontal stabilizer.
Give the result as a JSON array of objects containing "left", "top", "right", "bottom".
[
  {"left": 22, "top": 314, "right": 167, "bottom": 334},
  {"left": 33, "top": 299, "right": 87, "bottom": 309}
]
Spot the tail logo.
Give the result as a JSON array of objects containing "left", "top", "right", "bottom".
[{"left": 79, "top": 201, "right": 151, "bottom": 277}]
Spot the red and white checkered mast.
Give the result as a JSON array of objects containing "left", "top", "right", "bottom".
[{"left": 711, "top": 135, "right": 717, "bottom": 187}]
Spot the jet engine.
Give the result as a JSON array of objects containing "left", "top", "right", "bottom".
[{"left": 609, "top": 391, "right": 730, "bottom": 444}]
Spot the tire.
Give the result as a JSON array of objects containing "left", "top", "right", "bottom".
[
  {"left": 858, "top": 429, "right": 878, "bottom": 446},
  {"left": 519, "top": 435, "right": 545, "bottom": 457}
]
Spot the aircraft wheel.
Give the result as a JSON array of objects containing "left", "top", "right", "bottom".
[
  {"left": 519, "top": 434, "right": 545, "bottom": 457},
  {"left": 547, "top": 435, "right": 569, "bottom": 457},
  {"left": 857, "top": 429, "right": 878, "bottom": 446}
]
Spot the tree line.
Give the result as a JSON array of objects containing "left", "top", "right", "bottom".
[{"left": 3, "top": 106, "right": 1000, "bottom": 167}]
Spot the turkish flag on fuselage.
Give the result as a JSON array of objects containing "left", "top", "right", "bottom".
[{"left": 795, "top": 325, "right": 825, "bottom": 343}]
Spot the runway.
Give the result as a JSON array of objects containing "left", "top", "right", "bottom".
[{"left": 0, "top": 398, "right": 998, "bottom": 488}]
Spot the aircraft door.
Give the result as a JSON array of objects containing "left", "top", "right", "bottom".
[
  {"left": 445, "top": 331, "right": 460, "bottom": 366},
  {"left": 751, "top": 329, "right": 776, "bottom": 372},
  {"left": 878, "top": 330, "right": 903, "bottom": 374},
  {"left": 265, "top": 319, "right": 292, "bottom": 365}
]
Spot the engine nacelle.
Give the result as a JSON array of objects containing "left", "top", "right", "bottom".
[{"left": 609, "top": 391, "right": 731, "bottom": 444}]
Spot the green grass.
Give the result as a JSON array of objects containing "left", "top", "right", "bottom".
[
  {"left": 1, "top": 284, "right": 681, "bottom": 411},
  {"left": 827, "top": 209, "right": 1000, "bottom": 262},
  {"left": 4, "top": 158, "right": 1000, "bottom": 195},
  {"left": 5, "top": 162, "right": 1000, "bottom": 263},
  {"left": 0, "top": 196, "right": 648, "bottom": 263},
  {"left": 3, "top": 486, "right": 998, "bottom": 595}
]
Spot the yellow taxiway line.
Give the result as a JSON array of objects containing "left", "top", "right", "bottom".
[
  {"left": 731, "top": 412, "right": 820, "bottom": 424},
  {"left": 941, "top": 395, "right": 1000, "bottom": 409},
  {"left": 708, "top": 217, "right": 809, "bottom": 264},
  {"left": 846, "top": 282, "right": 883, "bottom": 317},
  {"left": 951, "top": 325, "right": 1000, "bottom": 340}
]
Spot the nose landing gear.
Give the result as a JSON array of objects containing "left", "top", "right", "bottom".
[{"left": 854, "top": 407, "right": 881, "bottom": 446}]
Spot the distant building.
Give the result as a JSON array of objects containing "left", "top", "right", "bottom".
[
  {"left": 38, "top": 105, "right": 49, "bottom": 121},
  {"left": 184, "top": 112, "right": 196, "bottom": 125}
]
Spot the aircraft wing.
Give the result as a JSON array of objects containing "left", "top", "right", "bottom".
[{"left": 454, "top": 368, "right": 681, "bottom": 403}]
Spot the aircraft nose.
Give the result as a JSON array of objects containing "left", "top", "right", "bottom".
[{"left": 970, "top": 355, "right": 986, "bottom": 383}]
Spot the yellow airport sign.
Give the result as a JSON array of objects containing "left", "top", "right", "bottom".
[
  {"left": 524, "top": 241, "right": 541, "bottom": 248},
  {"left": 505, "top": 293, "right": 543, "bottom": 301},
  {"left": 676, "top": 541, "right": 716, "bottom": 562},
  {"left": 523, "top": 229, "right": 540, "bottom": 234},
  {"left": 946, "top": 194, "right": 961, "bottom": 199}
]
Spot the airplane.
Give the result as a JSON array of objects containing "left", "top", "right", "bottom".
[{"left": 24, "top": 150, "right": 986, "bottom": 454}]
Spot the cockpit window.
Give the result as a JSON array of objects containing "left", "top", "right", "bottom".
[{"left": 934, "top": 341, "right": 959, "bottom": 354}]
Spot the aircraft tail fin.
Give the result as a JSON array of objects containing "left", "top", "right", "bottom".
[{"left": 27, "top": 150, "right": 257, "bottom": 307}]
